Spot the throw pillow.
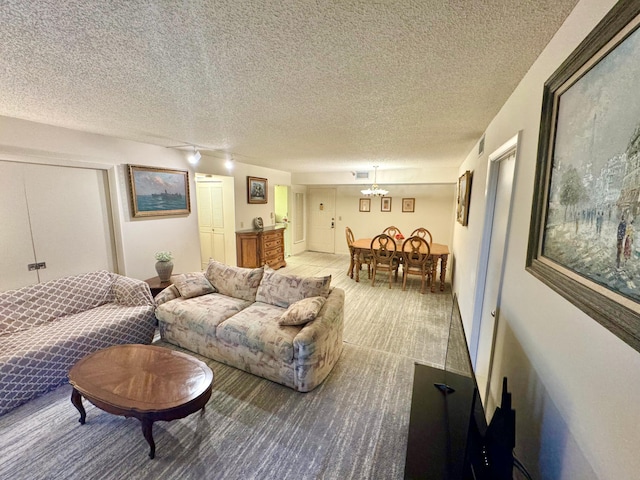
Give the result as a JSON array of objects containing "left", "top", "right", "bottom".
[
  {"left": 173, "top": 272, "right": 216, "bottom": 299},
  {"left": 256, "top": 266, "right": 331, "bottom": 308},
  {"left": 278, "top": 296, "right": 327, "bottom": 326},
  {"left": 205, "top": 260, "right": 264, "bottom": 302}
]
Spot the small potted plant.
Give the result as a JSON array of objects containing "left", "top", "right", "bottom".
[{"left": 154, "top": 251, "right": 174, "bottom": 282}]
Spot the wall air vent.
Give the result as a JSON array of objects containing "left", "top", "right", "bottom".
[{"left": 355, "top": 171, "right": 369, "bottom": 179}]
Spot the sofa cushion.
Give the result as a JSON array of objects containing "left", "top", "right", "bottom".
[
  {"left": 278, "top": 296, "right": 326, "bottom": 326},
  {"left": 205, "top": 261, "right": 264, "bottom": 302},
  {"left": 216, "top": 302, "right": 301, "bottom": 362},
  {"left": 0, "top": 270, "right": 114, "bottom": 336},
  {"left": 256, "top": 267, "right": 331, "bottom": 308},
  {"left": 173, "top": 272, "right": 216, "bottom": 299},
  {"left": 155, "top": 293, "right": 252, "bottom": 337}
]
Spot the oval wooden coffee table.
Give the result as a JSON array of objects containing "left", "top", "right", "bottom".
[{"left": 69, "top": 344, "right": 214, "bottom": 459}]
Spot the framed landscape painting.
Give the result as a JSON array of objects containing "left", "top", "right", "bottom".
[
  {"left": 128, "top": 165, "right": 190, "bottom": 217},
  {"left": 247, "top": 176, "right": 268, "bottom": 204},
  {"left": 527, "top": 1, "right": 640, "bottom": 352},
  {"left": 381, "top": 197, "right": 392, "bottom": 212},
  {"left": 457, "top": 171, "right": 471, "bottom": 226}
]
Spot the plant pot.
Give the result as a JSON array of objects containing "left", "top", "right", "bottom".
[{"left": 155, "top": 260, "right": 173, "bottom": 282}]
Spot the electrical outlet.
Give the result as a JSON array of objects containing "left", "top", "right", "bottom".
[
  {"left": 241, "top": 221, "right": 244, "bottom": 228},
  {"left": 338, "top": 216, "right": 342, "bottom": 221}
]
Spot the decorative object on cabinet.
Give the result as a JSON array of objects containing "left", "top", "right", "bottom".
[
  {"left": 526, "top": 0, "right": 640, "bottom": 353},
  {"left": 381, "top": 196, "right": 392, "bottom": 212},
  {"left": 359, "top": 198, "right": 371, "bottom": 212},
  {"left": 253, "top": 217, "right": 264, "bottom": 229},
  {"left": 457, "top": 171, "right": 472, "bottom": 226},
  {"left": 247, "top": 176, "right": 268, "bottom": 204},
  {"left": 128, "top": 165, "right": 190, "bottom": 217},
  {"left": 402, "top": 198, "right": 415, "bottom": 213},
  {"left": 236, "top": 226, "right": 286, "bottom": 269}
]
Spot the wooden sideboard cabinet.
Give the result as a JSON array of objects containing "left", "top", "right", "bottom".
[{"left": 236, "top": 226, "right": 286, "bottom": 270}]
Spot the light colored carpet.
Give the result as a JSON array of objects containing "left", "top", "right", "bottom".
[{"left": 0, "top": 252, "right": 452, "bottom": 480}]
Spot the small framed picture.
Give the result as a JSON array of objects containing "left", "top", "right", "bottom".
[
  {"left": 359, "top": 198, "right": 371, "bottom": 212},
  {"left": 381, "top": 196, "right": 392, "bottom": 212},
  {"left": 402, "top": 198, "right": 415, "bottom": 213},
  {"left": 247, "top": 176, "right": 268, "bottom": 204}
]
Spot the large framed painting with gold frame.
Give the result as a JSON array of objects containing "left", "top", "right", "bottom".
[
  {"left": 526, "top": 1, "right": 640, "bottom": 352},
  {"left": 128, "top": 165, "right": 190, "bottom": 218}
]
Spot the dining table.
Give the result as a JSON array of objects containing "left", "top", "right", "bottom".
[{"left": 349, "top": 237, "right": 450, "bottom": 292}]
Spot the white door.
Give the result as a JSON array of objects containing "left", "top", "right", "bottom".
[
  {"left": 471, "top": 136, "right": 518, "bottom": 409},
  {"left": 307, "top": 188, "right": 336, "bottom": 253},
  {"left": 0, "top": 162, "right": 39, "bottom": 289},
  {"left": 0, "top": 161, "right": 117, "bottom": 290},
  {"left": 25, "top": 163, "right": 116, "bottom": 282},
  {"left": 196, "top": 181, "right": 226, "bottom": 268}
]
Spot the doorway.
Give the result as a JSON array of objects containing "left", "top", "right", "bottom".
[
  {"left": 470, "top": 133, "right": 519, "bottom": 409},
  {"left": 195, "top": 173, "right": 236, "bottom": 268},
  {"left": 274, "top": 185, "right": 291, "bottom": 257},
  {"left": 307, "top": 188, "right": 336, "bottom": 253}
]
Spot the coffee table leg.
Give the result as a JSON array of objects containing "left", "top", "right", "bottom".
[
  {"left": 71, "top": 388, "right": 86, "bottom": 425},
  {"left": 141, "top": 417, "right": 156, "bottom": 459}
]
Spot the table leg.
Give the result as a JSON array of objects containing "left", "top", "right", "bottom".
[
  {"left": 71, "top": 388, "right": 86, "bottom": 425},
  {"left": 430, "top": 259, "right": 438, "bottom": 293},
  {"left": 355, "top": 250, "right": 361, "bottom": 282},
  {"left": 141, "top": 417, "right": 156, "bottom": 459},
  {"left": 348, "top": 248, "right": 355, "bottom": 278},
  {"left": 440, "top": 254, "right": 448, "bottom": 291}
]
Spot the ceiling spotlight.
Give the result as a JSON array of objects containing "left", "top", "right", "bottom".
[
  {"left": 225, "top": 156, "right": 234, "bottom": 170},
  {"left": 188, "top": 147, "right": 201, "bottom": 165}
]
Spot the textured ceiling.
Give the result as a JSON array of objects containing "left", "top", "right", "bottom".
[{"left": 0, "top": 0, "right": 579, "bottom": 173}]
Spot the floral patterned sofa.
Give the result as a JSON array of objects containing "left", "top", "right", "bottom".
[
  {"left": 155, "top": 261, "right": 345, "bottom": 392},
  {"left": 0, "top": 271, "right": 157, "bottom": 416}
]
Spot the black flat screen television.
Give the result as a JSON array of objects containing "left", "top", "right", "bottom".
[{"left": 404, "top": 294, "right": 515, "bottom": 479}]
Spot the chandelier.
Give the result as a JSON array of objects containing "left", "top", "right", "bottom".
[{"left": 361, "top": 166, "right": 389, "bottom": 197}]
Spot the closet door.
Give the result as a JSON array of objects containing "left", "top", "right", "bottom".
[
  {"left": 24, "top": 163, "right": 116, "bottom": 282},
  {"left": 0, "top": 162, "right": 39, "bottom": 290}
]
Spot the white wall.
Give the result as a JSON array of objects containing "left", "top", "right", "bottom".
[
  {"left": 333, "top": 185, "right": 455, "bottom": 270},
  {"left": 0, "top": 116, "right": 202, "bottom": 280},
  {"left": 453, "top": 0, "right": 640, "bottom": 478}
]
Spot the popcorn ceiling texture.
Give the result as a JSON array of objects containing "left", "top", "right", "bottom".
[{"left": 0, "top": 0, "right": 578, "bottom": 172}]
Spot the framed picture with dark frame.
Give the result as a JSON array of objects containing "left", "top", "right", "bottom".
[
  {"left": 128, "top": 164, "right": 190, "bottom": 218},
  {"left": 359, "top": 198, "right": 371, "bottom": 212},
  {"left": 402, "top": 198, "right": 415, "bottom": 213},
  {"left": 247, "top": 176, "right": 268, "bottom": 204},
  {"left": 526, "top": 1, "right": 640, "bottom": 352},
  {"left": 457, "top": 171, "right": 472, "bottom": 226},
  {"left": 381, "top": 196, "right": 392, "bottom": 212}
]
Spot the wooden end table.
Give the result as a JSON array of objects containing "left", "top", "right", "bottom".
[
  {"left": 69, "top": 344, "right": 214, "bottom": 459},
  {"left": 144, "top": 275, "right": 177, "bottom": 297}
]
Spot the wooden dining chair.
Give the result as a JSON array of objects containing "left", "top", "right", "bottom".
[
  {"left": 346, "top": 226, "right": 371, "bottom": 279},
  {"left": 370, "top": 233, "right": 400, "bottom": 288},
  {"left": 401, "top": 236, "right": 433, "bottom": 294},
  {"left": 410, "top": 227, "right": 433, "bottom": 245},
  {"left": 382, "top": 226, "right": 403, "bottom": 239}
]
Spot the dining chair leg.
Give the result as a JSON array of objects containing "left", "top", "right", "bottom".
[
  {"left": 347, "top": 250, "right": 355, "bottom": 278},
  {"left": 402, "top": 271, "right": 407, "bottom": 291},
  {"left": 371, "top": 266, "right": 377, "bottom": 286},
  {"left": 388, "top": 270, "right": 393, "bottom": 289}
]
